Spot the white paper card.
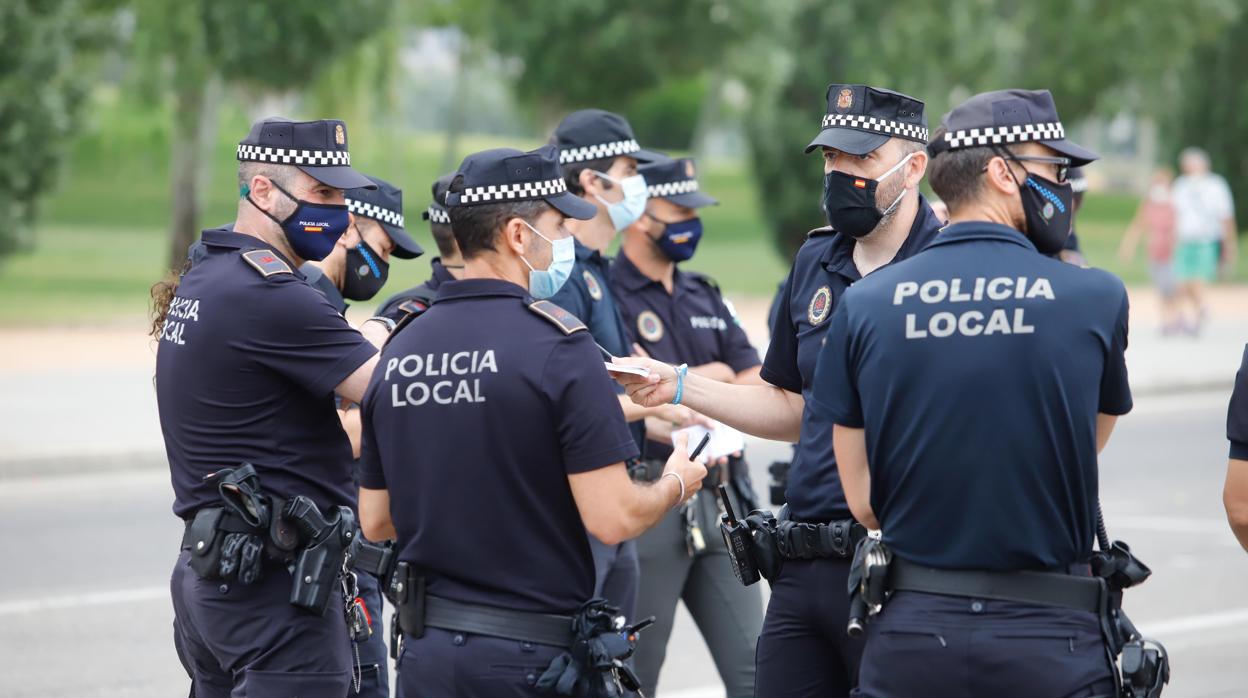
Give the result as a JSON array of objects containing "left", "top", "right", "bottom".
[{"left": 672, "top": 424, "right": 746, "bottom": 461}]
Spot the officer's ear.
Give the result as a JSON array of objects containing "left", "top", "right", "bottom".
[
  {"left": 502, "top": 216, "right": 529, "bottom": 257},
  {"left": 578, "top": 169, "right": 603, "bottom": 199},
  {"left": 905, "top": 150, "right": 929, "bottom": 189},
  {"left": 984, "top": 155, "right": 1021, "bottom": 196}
]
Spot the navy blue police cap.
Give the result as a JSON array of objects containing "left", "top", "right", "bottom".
[
  {"left": 805, "top": 84, "right": 929, "bottom": 156},
  {"left": 639, "top": 155, "right": 718, "bottom": 209},
  {"left": 927, "top": 89, "right": 1098, "bottom": 166},
  {"left": 422, "top": 174, "right": 454, "bottom": 226},
  {"left": 553, "top": 109, "right": 662, "bottom": 166},
  {"left": 345, "top": 175, "right": 423, "bottom": 259},
  {"left": 237, "top": 116, "right": 375, "bottom": 190},
  {"left": 445, "top": 144, "right": 597, "bottom": 220}
]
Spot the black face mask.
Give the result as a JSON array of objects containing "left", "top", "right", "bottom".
[
  {"left": 341, "top": 239, "right": 389, "bottom": 301},
  {"left": 820, "top": 153, "right": 912, "bottom": 238},
  {"left": 1014, "top": 172, "right": 1074, "bottom": 255}
]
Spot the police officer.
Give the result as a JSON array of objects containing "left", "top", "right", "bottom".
[
  {"left": 613, "top": 84, "right": 940, "bottom": 697},
  {"left": 154, "top": 117, "right": 381, "bottom": 695},
  {"left": 357, "top": 144, "right": 707, "bottom": 697},
  {"left": 1225, "top": 345, "right": 1248, "bottom": 551},
  {"left": 375, "top": 174, "right": 463, "bottom": 322},
  {"left": 550, "top": 109, "right": 701, "bottom": 621},
  {"left": 809, "top": 88, "right": 1127, "bottom": 697},
  {"left": 298, "top": 173, "right": 421, "bottom": 697},
  {"left": 610, "top": 155, "right": 764, "bottom": 697}
]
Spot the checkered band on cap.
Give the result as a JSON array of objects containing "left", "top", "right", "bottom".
[
  {"left": 237, "top": 144, "right": 351, "bottom": 166},
  {"left": 346, "top": 199, "right": 403, "bottom": 227},
  {"left": 820, "top": 114, "right": 929, "bottom": 142},
  {"left": 426, "top": 206, "right": 450, "bottom": 224},
  {"left": 648, "top": 179, "right": 699, "bottom": 198},
  {"left": 458, "top": 177, "right": 568, "bottom": 204},
  {"left": 943, "top": 122, "right": 1065, "bottom": 149},
  {"left": 558, "top": 139, "right": 641, "bottom": 164}
]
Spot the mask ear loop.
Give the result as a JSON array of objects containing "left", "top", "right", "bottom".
[
  {"left": 877, "top": 152, "right": 916, "bottom": 217},
  {"left": 518, "top": 219, "right": 554, "bottom": 272}
]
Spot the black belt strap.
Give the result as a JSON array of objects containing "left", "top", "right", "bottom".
[
  {"left": 888, "top": 558, "right": 1103, "bottom": 613},
  {"left": 776, "top": 519, "right": 866, "bottom": 560},
  {"left": 421, "top": 595, "right": 576, "bottom": 648},
  {"left": 350, "top": 540, "right": 394, "bottom": 578}
]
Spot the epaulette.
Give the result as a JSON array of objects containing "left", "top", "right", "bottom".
[
  {"left": 527, "top": 299, "right": 587, "bottom": 335},
  {"left": 685, "top": 270, "right": 722, "bottom": 297},
  {"left": 398, "top": 299, "right": 430, "bottom": 316},
  {"left": 241, "top": 249, "right": 293, "bottom": 277},
  {"left": 384, "top": 311, "right": 419, "bottom": 349},
  {"left": 806, "top": 225, "right": 835, "bottom": 240}
]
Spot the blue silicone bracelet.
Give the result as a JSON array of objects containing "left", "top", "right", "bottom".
[{"left": 672, "top": 363, "right": 689, "bottom": 405}]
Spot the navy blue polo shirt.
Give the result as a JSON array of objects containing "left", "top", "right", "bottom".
[
  {"left": 374, "top": 257, "right": 457, "bottom": 320},
  {"left": 762, "top": 197, "right": 942, "bottom": 523},
  {"left": 156, "top": 226, "right": 377, "bottom": 519},
  {"left": 1230, "top": 345, "right": 1248, "bottom": 460},
  {"left": 810, "top": 221, "right": 1133, "bottom": 571},
  {"left": 358, "top": 278, "right": 638, "bottom": 614},
  {"left": 611, "top": 250, "right": 761, "bottom": 458},
  {"left": 550, "top": 239, "right": 632, "bottom": 359}
]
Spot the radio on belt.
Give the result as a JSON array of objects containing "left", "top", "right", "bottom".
[{"left": 717, "top": 484, "right": 760, "bottom": 586}]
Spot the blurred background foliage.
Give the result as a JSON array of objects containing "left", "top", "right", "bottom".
[{"left": 1, "top": 0, "right": 1246, "bottom": 324}]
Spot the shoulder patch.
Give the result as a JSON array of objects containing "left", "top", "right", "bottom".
[
  {"left": 528, "top": 299, "right": 587, "bottom": 335},
  {"left": 398, "top": 299, "right": 429, "bottom": 316},
  {"left": 241, "top": 249, "right": 292, "bottom": 277}
]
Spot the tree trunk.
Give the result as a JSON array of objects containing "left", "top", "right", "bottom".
[
  {"left": 440, "top": 32, "right": 472, "bottom": 174},
  {"left": 690, "top": 68, "right": 724, "bottom": 161}
]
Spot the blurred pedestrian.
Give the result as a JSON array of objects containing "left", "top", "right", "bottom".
[
  {"left": 1171, "top": 147, "right": 1238, "bottom": 335},
  {"left": 1119, "top": 167, "right": 1179, "bottom": 334}
]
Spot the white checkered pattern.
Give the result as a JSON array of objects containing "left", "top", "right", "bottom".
[
  {"left": 943, "top": 122, "right": 1065, "bottom": 149},
  {"left": 426, "top": 206, "right": 450, "bottom": 224},
  {"left": 558, "top": 139, "right": 641, "bottom": 164},
  {"left": 458, "top": 177, "right": 567, "bottom": 204},
  {"left": 346, "top": 199, "right": 404, "bottom": 227},
  {"left": 820, "top": 114, "right": 929, "bottom": 142},
  {"left": 648, "top": 179, "right": 699, "bottom": 198},
  {"left": 237, "top": 144, "right": 351, "bottom": 166}
]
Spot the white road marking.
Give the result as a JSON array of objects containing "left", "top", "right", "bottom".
[{"left": 0, "top": 585, "right": 167, "bottom": 616}]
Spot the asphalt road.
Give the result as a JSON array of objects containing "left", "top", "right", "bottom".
[{"left": 1, "top": 388, "right": 1244, "bottom": 697}]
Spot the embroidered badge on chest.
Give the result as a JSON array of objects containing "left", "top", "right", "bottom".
[
  {"left": 808, "top": 286, "right": 832, "bottom": 325},
  {"left": 583, "top": 270, "right": 603, "bottom": 301},
  {"left": 637, "top": 310, "right": 664, "bottom": 342}
]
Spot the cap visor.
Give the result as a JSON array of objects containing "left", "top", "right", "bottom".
[
  {"left": 382, "top": 223, "right": 424, "bottom": 259},
  {"left": 1041, "top": 139, "right": 1099, "bottom": 167},
  {"left": 665, "top": 191, "right": 719, "bottom": 209},
  {"left": 298, "top": 165, "right": 377, "bottom": 190},
  {"left": 804, "top": 128, "right": 889, "bottom": 156},
  {"left": 546, "top": 192, "right": 598, "bottom": 220},
  {"left": 630, "top": 148, "right": 665, "bottom": 164}
]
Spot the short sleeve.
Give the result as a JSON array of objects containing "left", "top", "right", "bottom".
[
  {"left": 544, "top": 334, "right": 639, "bottom": 474},
  {"left": 358, "top": 374, "right": 387, "bottom": 490},
  {"left": 1229, "top": 345, "right": 1248, "bottom": 459},
  {"left": 760, "top": 269, "right": 803, "bottom": 393},
  {"left": 247, "top": 279, "right": 377, "bottom": 397},
  {"left": 808, "top": 300, "right": 864, "bottom": 427},
  {"left": 1098, "top": 289, "right": 1133, "bottom": 416},
  {"left": 714, "top": 294, "right": 761, "bottom": 374},
  {"left": 1215, "top": 177, "right": 1236, "bottom": 219}
]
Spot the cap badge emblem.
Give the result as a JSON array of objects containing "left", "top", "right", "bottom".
[
  {"left": 335, "top": 124, "right": 345, "bottom": 146},
  {"left": 836, "top": 88, "right": 854, "bottom": 112},
  {"left": 684, "top": 160, "right": 696, "bottom": 178}
]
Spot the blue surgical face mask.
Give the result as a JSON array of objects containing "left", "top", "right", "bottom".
[
  {"left": 593, "top": 171, "right": 649, "bottom": 231},
  {"left": 650, "top": 215, "right": 703, "bottom": 262},
  {"left": 246, "top": 181, "right": 350, "bottom": 261},
  {"left": 520, "top": 220, "right": 576, "bottom": 299}
]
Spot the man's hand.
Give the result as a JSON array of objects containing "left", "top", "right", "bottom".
[
  {"left": 611, "top": 357, "right": 678, "bottom": 407},
  {"left": 664, "top": 431, "right": 709, "bottom": 506}
]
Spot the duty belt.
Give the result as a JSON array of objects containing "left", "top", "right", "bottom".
[
  {"left": 887, "top": 557, "right": 1104, "bottom": 613},
  {"left": 775, "top": 519, "right": 867, "bottom": 560},
  {"left": 393, "top": 564, "right": 576, "bottom": 648}
]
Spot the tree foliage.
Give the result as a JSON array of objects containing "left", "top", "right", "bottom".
[{"left": 0, "top": 0, "right": 114, "bottom": 258}]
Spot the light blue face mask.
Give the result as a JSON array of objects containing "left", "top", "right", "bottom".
[
  {"left": 593, "top": 171, "right": 649, "bottom": 231},
  {"left": 520, "top": 220, "right": 576, "bottom": 299}
]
